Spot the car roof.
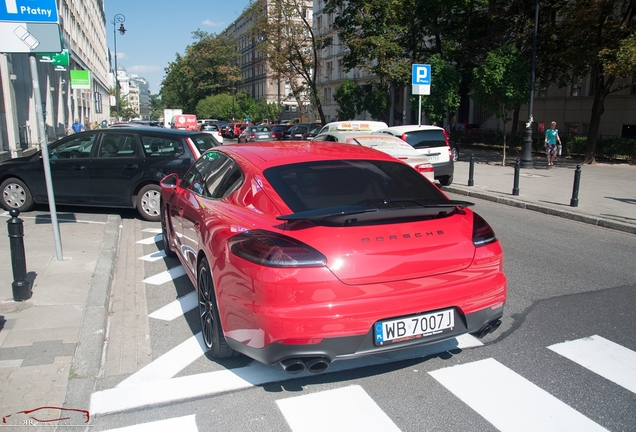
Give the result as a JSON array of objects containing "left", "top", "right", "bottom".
[
  {"left": 314, "top": 131, "right": 403, "bottom": 142},
  {"left": 320, "top": 120, "right": 388, "bottom": 134},
  {"left": 98, "top": 126, "right": 206, "bottom": 136},
  {"left": 379, "top": 125, "right": 444, "bottom": 133},
  {"left": 210, "top": 141, "right": 397, "bottom": 171}
]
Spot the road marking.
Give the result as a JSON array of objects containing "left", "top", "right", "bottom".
[
  {"left": 149, "top": 291, "right": 197, "bottom": 321},
  {"left": 142, "top": 228, "right": 162, "bottom": 234},
  {"left": 136, "top": 234, "right": 162, "bottom": 245},
  {"left": 277, "top": 385, "right": 401, "bottom": 432},
  {"left": 139, "top": 250, "right": 166, "bottom": 262},
  {"left": 142, "top": 265, "right": 186, "bottom": 285},
  {"left": 429, "top": 358, "right": 608, "bottom": 432},
  {"left": 548, "top": 335, "right": 636, "bottom": 394},
  {"left": 90, "top": 334, "right": 481, "bottom": 415},
  {"left": 117, "top": 333, "right": 205, "bottom": 388},
  {"left": 101, "top": 414, "right": 197, "bottom": 431}
]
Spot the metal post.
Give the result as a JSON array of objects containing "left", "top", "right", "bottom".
[
  {"left": 7, "top": 210, "right": 32, "bottom": 301},
  {"left": 570, "top": 165, "right": 581, "bottom": 207},
  {"left": 521, "top": 0, "right": 539, "bottom": 169},
  {"left": 29, "top": 54, "right": 63, "bottom": 261},
  {"left": 512, "top": 158, "right": 521, "bottom": 196},
  {"left": 112, "top": 14, "right": 126, "bottom": 120},
  {"left": 468, "top": 154, "right": 475, "bottom": 186}
]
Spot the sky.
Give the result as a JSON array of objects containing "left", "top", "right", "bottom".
[{"left": 105, "top": 0, "right": 252, "bottom": 94}]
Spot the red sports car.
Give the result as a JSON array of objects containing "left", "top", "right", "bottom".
[{"left": 160, "top": 141, "right": 506, "bottom": 374}]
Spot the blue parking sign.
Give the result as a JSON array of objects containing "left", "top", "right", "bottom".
[
  {"left": 0, "top": 0, "right": 58, "bottom": 23},
  {"left": 412, "top": 64, "right": 431, "bottom": 86}
]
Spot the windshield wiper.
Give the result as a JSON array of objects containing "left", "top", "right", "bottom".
[{"left": 355, "top": 198, "right": 474, "bottom": 209}]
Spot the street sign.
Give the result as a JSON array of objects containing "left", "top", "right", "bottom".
[
  {"left": 37, "top": 48, "right": 68, "bottom": 66},
  {"left": 0, "top": 0, "right": 58, "bottom": 23},
  {"left": 412, "top": 64, "right": 431, "bottom": 96},
  {"left": 0, "top": 22, "right": 61, "bottom": 53}
]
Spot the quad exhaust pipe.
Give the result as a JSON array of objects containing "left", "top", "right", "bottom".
[{"left": 280, "top": 357, "right": 331, "bottom": 375}]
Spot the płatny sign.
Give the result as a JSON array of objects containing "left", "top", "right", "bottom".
[{"left": 0, "top": 0, "right": 59, "bottom": 22}]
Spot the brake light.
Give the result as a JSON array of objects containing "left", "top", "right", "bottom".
[
  {"left": 401, "top": 133, "right": 408, "bottom": 142},
  {"left": 472, "top": 213, "right": 497, "bottom": 247},
  {"left": 415, "top": 162, "right": 434, "bottom": 173},
  {"left": 229, "top": 230, "right": 327, "bottom": 267}
]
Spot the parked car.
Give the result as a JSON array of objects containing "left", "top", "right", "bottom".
[
  {"left": 313, "top": 124, "right": 435, "bottom": 182},
  {"left": 378, "top": 125, "right": 455, "bottom": 186},
  {"left": 0, "top": 127, "right": 220, "bottom": 221},
  {"left": 283, "top": 123, "right": 322, "bottom": 140},
  {"left": 456, "top": 123, "right": 481, "bottom": 143},
  {"left": 201, "top": 124, "right": 224, "bottom": 144},
  {"left": 271, "top": 124, "right": 292, "bottom": 140},
  {"left": 225, "top": 122, "right": 249, "bottom": 139},
  {"left": 302, "top": 126, "right": 321, "bottom": 140},
  {"left": 159, "top": 142, "right": 506, "bottom": 372},
  {"left": 238, "top": 125, "right": 273, "bottom": 143}
]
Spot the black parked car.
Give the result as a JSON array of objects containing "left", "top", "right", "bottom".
[{"left": 0, "top": 127, "right": 220, "bottom": 221}]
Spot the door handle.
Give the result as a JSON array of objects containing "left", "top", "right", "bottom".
[
  {"left": 73, "top": 165, "right": 86, "bottom": 170},
  {"left": 125, "top": 164, "right": 139, "bottom": 169}
]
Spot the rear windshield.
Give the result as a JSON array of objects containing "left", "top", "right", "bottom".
[
  {"left": 402, "top": 130, "right": 447, "bottom": 149},
  {"left": 272, "top": 125, "right": 287, "bottom": 132},
  {"left": 188, "top": 133, "right": 220, "bottom": 153},
  {"left": 264, "top": 160, "right": 445, "bottom": 213}
]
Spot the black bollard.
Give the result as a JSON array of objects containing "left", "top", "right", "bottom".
[
  {"left": 7, "top": 209, "right": 32, "bottom": 301},
  {"left": 468, "top": 154, "right": 475, "bottom": 186},
  {"left": 570, "top": 165, "right": 581, "bottom": 207},
  {"left": 512, "top": 158, "right": 520, "bottom": 196}
]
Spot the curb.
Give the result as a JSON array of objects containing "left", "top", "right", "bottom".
[
  {"left": 63, "top": 214, "right": 122, "bottom": 412},
  {"left": 443, "top": 186, "right": 636, "bottom": 235}
]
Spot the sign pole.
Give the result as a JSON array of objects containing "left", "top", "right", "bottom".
[
  {"left": 418, "top": 95, "right": 422, "bottom": 127},
  {"left": 29, "top": 54, "right": 63, "bottom": 261}
]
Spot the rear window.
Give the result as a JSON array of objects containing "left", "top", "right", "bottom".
[
  {"left": 264, "top": 160, "right": 445, "bottom": 213},
  {"left": 188, "top": 133, "right": 220, "bottom": 153},
  {"left": 402, "top": 130, "right": 447, "bottom": 149},
  {"left": 272, "top": 125, "right": 287, "bottom": 132}
]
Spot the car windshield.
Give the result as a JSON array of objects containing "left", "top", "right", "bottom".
[
  {"left": 188, "top": 133, "right": 220, "bottom": 152},
  {"left": 272, "top": 125, "right": 286, "bottom": 132},
  {"left": 264, "top": 160, "right": 450, "bottom": 225},
  {"left": 402, "top": 130, "right": 447, "bottom": 149},
  {"left": 256, "top": 125, "right": 272, "bottom": 132}
]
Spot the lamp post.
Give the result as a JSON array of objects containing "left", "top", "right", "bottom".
[
  {"left": 112, "top": 14, "right": 126, "bottom": 120},
  {"left": 521, "top": 0, "right": 539, "bottom": 168},
  {"left": 231, "top": 87, "right": 236, "bottom": 121}
]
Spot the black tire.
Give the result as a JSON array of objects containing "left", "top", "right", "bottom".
[
  {"left": 136, "top": 184, "right": 161, "bottom": 222},
  {"left": 451, "top": 146, "right": 459, "bottom": 162},
  {"left": 438, "top": 175, "right": 453, "bottom": 187},
  {"left": 1, "top": 178, "right": 34, "bottom": 212},
  {"left": 161, "top": 203, "right": 176, "bottom": 257},
  {"left": 198, "top": 258, "right": 236, "bottom": 358}
]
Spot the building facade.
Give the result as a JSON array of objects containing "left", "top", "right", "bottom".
[{"left": 0, "top": 0, "right": 111, "bottom": 160}]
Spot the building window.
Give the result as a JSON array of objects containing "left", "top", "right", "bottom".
[
  {"left": 326, "top": 61, "right": 333, "bottom": 80},
  {"left": 571, "top": 79, "right": 582, "bottom": 97},
  {"left": 538, "top": 84, "right": 548, "bottom": 98}
]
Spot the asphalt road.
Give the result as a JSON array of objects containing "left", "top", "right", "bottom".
[{"left": 88, "top": 196, "right": 636, "bottom": 432}]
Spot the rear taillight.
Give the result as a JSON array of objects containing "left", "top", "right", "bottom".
[
  {"left": 415, "top": 162, "right": 434, "bottom": 173},
  {"left": 229, "top": 230, "right": 327, "bottom": 267},
  {"left": 472, "top": 213, "right": 497, "bottom": 247},
  {"left": 401, "top": 133, "right": 408, "bottom": 142}
]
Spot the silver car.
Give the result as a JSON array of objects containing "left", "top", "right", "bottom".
[{"left": 238, "top": 125, "right": 273, "bottom": 142}]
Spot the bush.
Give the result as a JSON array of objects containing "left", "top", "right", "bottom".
[{"left": 562, "top": 136, "right": 636, "bottom": 161}]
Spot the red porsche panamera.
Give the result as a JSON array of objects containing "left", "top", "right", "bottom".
[{"left": 160, "top": 141, "right": 506, "bottom": 374}]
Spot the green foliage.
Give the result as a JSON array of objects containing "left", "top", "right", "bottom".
[
  {"left": 471, "top": 46, "right": 529, "bottom": 123},
  {"left": 160, "top": 32, "right": 241, "bottom": 113},
  {"left": 563, "top": 136, "right": 636, "bottom": 161},
  {"left": 149, "top": 94, "right": 163, "bottom": 120},
  {"left": 363, "top": 84, "right": 388, "bottom": 122},
  {"left": 334, "top": 78, "right": 364, "bottom": 120},
  {"left": 196, "top": 94, "right": 234, "bottom": 120}
]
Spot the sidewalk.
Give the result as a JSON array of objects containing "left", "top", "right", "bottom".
[
  {"left": 443, "top": 148, "right": 636, "bottom": 235},
  {"left": 0, "top": 211, "right": 119, "bottom": 427},
  {"left": 0, "top": 149, "right": 634, "bottom": 427}
]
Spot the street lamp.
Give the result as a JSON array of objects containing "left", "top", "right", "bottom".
[
  {"left": 112, "top": 13, "right": 126, "bottom": 120},
  {"left": 521, "top": 0, "right": 539, "bottom": 168}
]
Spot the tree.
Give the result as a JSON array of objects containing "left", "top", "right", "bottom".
[
  {"left": 541, "top": 0, "right": 636, "bottom": 163},
  {"left": 472, "top": 46, "right": 529, "bottom": 165},
  {"left": 251, "top": 0, "right": 330, "bottom": 124},
  {"left": 333, "top": 78, "right": 364, "bottom": 120},
  {"left": 196, "top": 94, "right": 234, "bottom": 120},
  {"left": 149, "top": 94, "right": 164, "bottom": 120},
  {"left": 416, "top": 54, "right": 462, "bottom": 125},
  {"left": 160, "top": 32, "right": 241, "bottom": 113}
]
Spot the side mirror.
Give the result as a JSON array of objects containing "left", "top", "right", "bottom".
[{"left": 160, "top": 173, "right": 179, "bottom": 188}]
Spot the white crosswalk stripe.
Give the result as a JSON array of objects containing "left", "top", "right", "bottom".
[
  {"left": 429, "top": 358, "right": 609, "bottom": 432},
  {"left": 138, "top": 250, "right": 167, "bottom": 262},
  {"left": 136, "top": 234, "right": 162, "bottom": 245},
  {"left": 101, "top": 414, "right": 198, "bottom": 432},
  {"left": 142, "top": 265, "right": 186, "bottom": 285},
  {"left": 277, "top": 385, "right": 401, "bottom": 432},
  {"left": 548, "top": 334, "right": 636, "bottom": 394}
]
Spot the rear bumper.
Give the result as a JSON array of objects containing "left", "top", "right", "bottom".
[
  {"left": 433, "top": 159, "right": 454, "bottom": 178},
  {"left": 227, "top": 305, "right": 504, "bottom": 365}
]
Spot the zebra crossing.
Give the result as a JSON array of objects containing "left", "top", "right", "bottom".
[{"left": 94, "top": 228, "right": 635, "bottom": 431}]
